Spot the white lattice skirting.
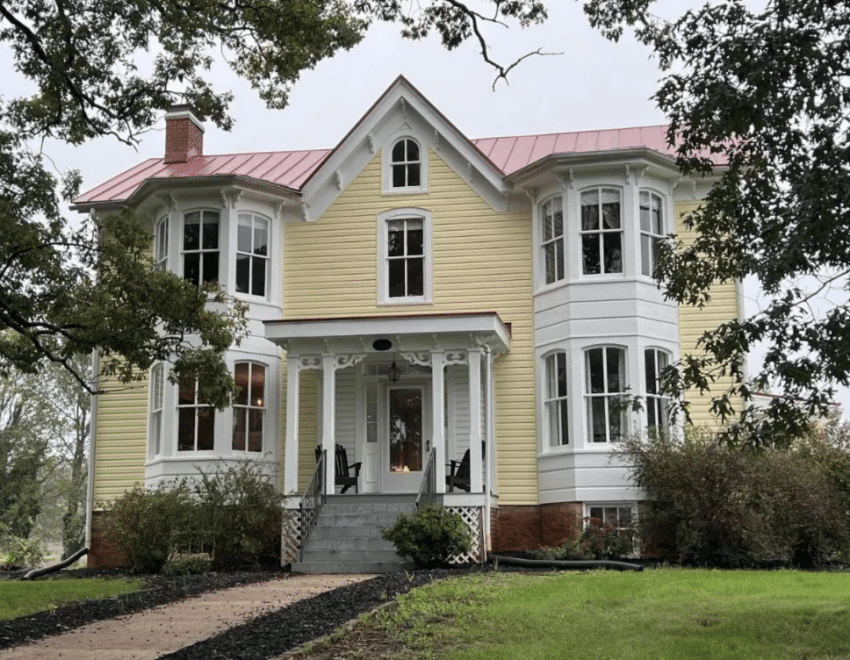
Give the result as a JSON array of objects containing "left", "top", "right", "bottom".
[
  {"left": 282, "top": 510, "right": 302, "bottom": 564},
  {"left": 446, "top": 506, "right": 484, "bottom": 564}
]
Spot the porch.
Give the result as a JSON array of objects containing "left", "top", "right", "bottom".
[{"left": 264, "top": 312, "right": 510, "bottom": 569}]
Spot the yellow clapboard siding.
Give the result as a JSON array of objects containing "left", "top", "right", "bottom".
[
  {"left": 675, "top": 200, "right": 742, "bottom": 429},
  {"left": 284, "top": 151, "right": 537, "bottom": 504},
  {"left": 93, "top": 377, "right": 147, "bottom": 504}
]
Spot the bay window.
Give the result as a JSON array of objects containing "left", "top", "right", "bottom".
[
  {"left": 585, "top": 347, "right": 626, "bottom": 443},
  {"left": 580, "top": 188, "right": 622, "bottom": 275}
]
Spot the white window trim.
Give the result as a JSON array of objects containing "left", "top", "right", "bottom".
[
  {"left": 579, "top": 186, "right": 625, "bottom": 277},
  {"left": 176, "top": 375, "right": 217, "bottom": 453},
  {"left": 639, "top": 189, "right": 666, "bottom": 279},
  {"left": 540, "top": 195, "right": 565, "bottom": 287},
  {"left": 382, "top": 136, "right": 429, "bottom": 195},
  {"left": 377, "top": 207, "right": 433, "bottom": 305},
  {"left": 543, "top": 350, "right": 569, "bottom": 450},
  {"left": 232, "top": 360, "right": 268, "bottom": 453},
  {"left": 234, "top": 211, "right": 271, "bottom": 300},
  {"left": 154, "top": 215, "right": 169, "bottom": 272},
  {"left": 584, "top": 345, "right": 628, "bottom": 444},
  {"left": 181, "top": 208, "right": 222, "bottom": 288},
  {"left": 148, "top": 363, "right": 165, "bottom": 459},
  {"left": 644, "top": 347, "right": 672, "bottom": 436}
]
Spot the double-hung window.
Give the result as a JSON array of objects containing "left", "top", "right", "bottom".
[
  {"left": 387, "top": 217, "right": 424, "bottom": 299},
  {"left": 183, "top": 210, "right": 220, "bottom": 287},
  {"left": 177, "top": 376, "right": 215, "bottom": 451},
  {"left": 640, "top": 191, "right": 665, "bottom": 277},
  {"left": 149, "top": 363, "right": 164, "bottom": 456},
  {"left": 580, "top": 188, "right": 622, "bottom": 275},
  {"left": 236, "top": 213, "right": 269, "bottom": 297},
  {"left": 541, "top": 196, "right": 564, "bottom": 284},
  {"left": 545, "top": 352, "right": 569, "bottom": 447},
  {"left": 645, "top": 348, "right": 671, "bottom": 435},
  {"left": 585, "top": 347, "right": 626, "bottom": 443},
  {"left": 391, "top": 138, "right": 421, "bottom": 189},
  {"left": 232, "top": 362, "right": 265, "bottom": 452},
  {"left": 155, "top": 216, "right": 169, "bottom": 272}
]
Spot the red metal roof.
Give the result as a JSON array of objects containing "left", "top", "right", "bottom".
[
  {"left": 74, "top": 149, "right": 331, "bottom": 205},
  {"left": 74, "top": 124, "right": 722, "bottom": 206}
]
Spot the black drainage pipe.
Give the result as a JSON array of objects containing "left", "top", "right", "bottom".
[{"left": 490, "top": 554, "right": 643, "bottom": 571}]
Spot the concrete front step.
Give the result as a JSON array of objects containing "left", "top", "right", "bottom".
[
  {"left": 294, "top": 560, "right": 415, "bottom": 574},
  {"left": 292, "top": 497, "right": 416, "bottom": 574}
]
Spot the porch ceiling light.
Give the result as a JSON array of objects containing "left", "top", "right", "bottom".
[{"left": 388, "top": 356, "right": 401, "bottom": 383}]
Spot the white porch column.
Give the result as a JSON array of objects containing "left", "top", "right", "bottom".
[
  {"left": 321, "top": 355, "right": 336, "bottom": 494},
  {"left": 431, "top": 350, "right": 446, "bottom": 493},
  {"left": 284, "top": 355, "right": 301, "bottom": 495},
  {"left": 468, "top": 347, "right": 483, "bottom": 493}
]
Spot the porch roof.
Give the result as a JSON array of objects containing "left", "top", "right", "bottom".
[{"left": 263, "top": 312, "right": 511, "bottom": 354}]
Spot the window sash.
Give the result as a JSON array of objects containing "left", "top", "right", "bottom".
[
  {"left": 585, "top": 347, "right": 626, "bottom": 443},
  {"left": 177, "top": 377, "right": 215, "bottom": 451},
  {"left": 155, "top": 217, "right": 169, "bottom": 271},
  {"left": 640, "top": 191, "right": 664, "bottom": 277},
  {"left": 183, "top": 210, "right": 220, "bottom": 287},
  {"left": 542, "top": 197, "right": 564, "bottom": 284},
  {"left": 545, "top": 352, "right": 569, "bottom": 446},
  {"left": 645, "top": 349, "right": 671, "bottom": 433},
  {"left": 387, "top": 218, "right": 425, "bottom": 299},
  {"left": 236, "top": 213, "right": 269, "bottom": 296},
  {"left": 391, "top": 139, "right": 422, "bottom": 188},
  {"left": 232, "top": 362, "right": 265, "bottom": 452},
  {"left": 580, "top": 189, "right": 623, "bottom": 275}
]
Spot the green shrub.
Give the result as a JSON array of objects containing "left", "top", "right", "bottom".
[
  {"left": 193, "top": 463, "right": 284, "bottom": 570},
  {"left": 0, "top": 522, "right": 45, "bottom": 567},
  {"left": 623, "top": 431, "right": 850, "bottom": 567},
  {"left": 382, "top": 505, "right": 472, "bottom": 568},
  {"left": 162, "top": 556, "right": 211, "bottom": 576},
  {"left": 101, "top": 482, "right": 196, "bottom": 573}
]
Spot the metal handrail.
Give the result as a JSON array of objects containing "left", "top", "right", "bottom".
[
  {"left": 299, "top": 449, "right": 326, "bottom": 561},
  {"left": 415, "top": 446, "right": 438, "bottom": 510}
]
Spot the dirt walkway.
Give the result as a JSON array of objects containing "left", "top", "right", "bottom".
[{"left": 0, "top": 574, "right": 375, "bottom": 660}]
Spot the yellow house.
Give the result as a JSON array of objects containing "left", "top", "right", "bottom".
[{"left": 72, "top": 76, "right": 738, "bottom": 572}]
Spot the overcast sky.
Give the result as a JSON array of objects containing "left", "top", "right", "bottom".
[{"left": 7, "top": 0, "right": 843, "bottom": 416}]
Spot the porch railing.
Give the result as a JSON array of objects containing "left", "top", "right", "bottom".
[
  {"left": 416, "top": 446, "right": 437, "bottom": 510},
  {"left": 299, "top": 449, "right": 326, "bottom": 561}
]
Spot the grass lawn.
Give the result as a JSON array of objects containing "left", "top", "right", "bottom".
[
  {"left": 0, "top": 577, "right": 144, "bottom": 621},
  {"left": 359, "top": 568, "right": 850, "bottom": 660}
]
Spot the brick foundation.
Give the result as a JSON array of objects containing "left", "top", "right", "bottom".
[
  {"left": 491, "top": 503, "right": 585, "bottom": 552},
  {"left": 540, "top": 502, "right": 582, "bottom": 547},
  {"left": 88, "top": 510, "right": 128, "bottom": 568}
]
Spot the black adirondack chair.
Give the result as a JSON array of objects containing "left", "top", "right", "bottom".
[
  {"left": 315, "top": 445, "right": 362, "bottom": 494},
  {"left": 445, "top": 448, "right": 471, "bottom": 492}
]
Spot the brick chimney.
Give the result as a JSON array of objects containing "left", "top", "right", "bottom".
[{"left": 163, "top": 105, "right": 205, "bottom": 164}]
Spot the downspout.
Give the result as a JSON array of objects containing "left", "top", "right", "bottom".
[{"left": 84, "top": 348, "right": 99, "bottom": 555}]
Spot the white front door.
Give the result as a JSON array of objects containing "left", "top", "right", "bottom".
[{"left": 382, "top": 384, "right": 429, "bottom": 492}]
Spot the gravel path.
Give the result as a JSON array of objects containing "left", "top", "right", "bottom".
[{"left": 0, "top": 568, "right": 475, "bottom": 660}]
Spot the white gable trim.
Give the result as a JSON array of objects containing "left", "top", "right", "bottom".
[{"left": 300, "top": 77, "right": 509, "bottom": 220}]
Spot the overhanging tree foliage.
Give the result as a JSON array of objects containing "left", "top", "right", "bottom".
[
  {"left": 583, "top": 0, "right": 850, "bottom": 446},
  {"left": 0, "top": 0, "right": 547, "bottom": 404}
]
